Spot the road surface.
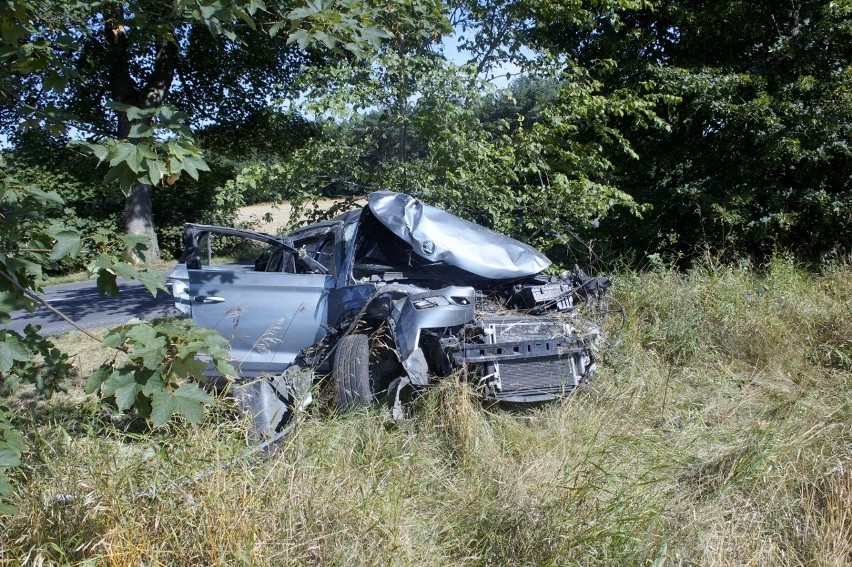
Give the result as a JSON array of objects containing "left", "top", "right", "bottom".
[{"left": 3, "top": 276, "right": 181, "bottom": 336}]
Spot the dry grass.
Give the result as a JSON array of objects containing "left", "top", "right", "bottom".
[{"left": 1, "top": 258, "right": 850, "bottom": 565}]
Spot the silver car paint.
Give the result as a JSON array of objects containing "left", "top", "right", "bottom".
[
  {"left": 367, "top": 191, "right": 551, "bottom": 279},
  {"left": 187, "top": 268, "right": 331, "bottom": 377}
]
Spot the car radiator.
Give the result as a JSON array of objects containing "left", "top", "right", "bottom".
[{"left": 457, "top": 316, "right": 596, "bottom": 403}]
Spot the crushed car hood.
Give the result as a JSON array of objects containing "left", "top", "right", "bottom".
[{"left": 367, "top": 191, "right": 551, "bottom": 279}]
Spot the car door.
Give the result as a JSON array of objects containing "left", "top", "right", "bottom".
[{"left": 181, "top": 224, "right": 334, "bottom": 378}]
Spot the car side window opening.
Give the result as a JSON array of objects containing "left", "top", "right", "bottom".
[
  {"left": 254, "top": 246, "right": 296, "bottom": 273},
  {"left": 293, "top": 232, "right": 336, "bottom": 275},
  {"left": 190, "top": 231, "right": 302, "bottom": 274},
  {"left": 197, "top": 232, "right": 277, "bottom": 269},
  {"left": 198, "top": 232, "right": 212, "bottom": 266}
]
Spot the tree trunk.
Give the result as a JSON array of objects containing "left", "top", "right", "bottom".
[
  {"left": 105, "top": 11, "right": 178, "bottom": 262},
  {"left": 124, "top": 181, "right": 161, "bottom": 261}
]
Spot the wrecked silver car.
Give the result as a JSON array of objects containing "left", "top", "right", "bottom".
[{"left": 170, "top": 191, "right": 611, "bottom": 433}]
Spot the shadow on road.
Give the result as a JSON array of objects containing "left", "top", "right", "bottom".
[{"left": 4, "top": 280, "right": 182, "bottom": 336}]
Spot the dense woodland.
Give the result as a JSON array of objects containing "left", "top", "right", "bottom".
[
  {"left": 3, "top": 0, "right": 850, "bottom": 268},
  {"left": 0, "top": 0, "right": 850, "bottom": 539}
]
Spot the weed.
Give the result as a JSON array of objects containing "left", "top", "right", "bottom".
[{"left": 1, "top": 259, "right": 849, "bottom": 565}]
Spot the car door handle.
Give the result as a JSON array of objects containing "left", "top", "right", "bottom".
[{"left": 193, "top": 295, "right": 225, "bottom": 304}]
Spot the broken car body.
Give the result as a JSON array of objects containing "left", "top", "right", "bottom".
[{"left": 169, "top": 191, "right": 611, "bottom": 434}]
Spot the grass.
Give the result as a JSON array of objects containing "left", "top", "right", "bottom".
[{"left": 1, "top": 258, "right": 850, "bottom": 565}]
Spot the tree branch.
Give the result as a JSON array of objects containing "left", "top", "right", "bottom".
[
  {"left": 142, "top": 37, "right": 179, "bottom": 107},
  {"left": 104, "top": 6, "right": 139, "bottom": 138}
]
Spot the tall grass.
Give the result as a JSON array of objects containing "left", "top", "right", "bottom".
[{"left": 1, "top": 258, "right": 850, "bottom": 565}]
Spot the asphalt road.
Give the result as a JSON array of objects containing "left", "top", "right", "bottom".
[{"left": 3, "top": 276, "right": 182, "bottom": 336}]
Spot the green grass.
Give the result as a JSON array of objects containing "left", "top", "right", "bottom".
[{"left": 2, "top": 258, "right": 850, "bottom": 565}]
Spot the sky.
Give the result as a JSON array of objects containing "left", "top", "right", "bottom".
[{"left": 441, "top": 32, "right": 524, "bottom": 90}]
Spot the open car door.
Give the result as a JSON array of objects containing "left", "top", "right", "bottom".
[{"left": 177, "top": 224, "right": 334, "bottom": 378}]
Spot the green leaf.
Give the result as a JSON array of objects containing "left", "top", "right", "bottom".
[
  {"left": 0, "top": 448, "right": 21, "bottom": 468},
  {"left": 114, "top": 376, "right": 142, "bottom": 411},
  {"left": 111, "top": 261, "right": 138, "bottom": 282},
  {"left": 268, "top": 20, "right": 285, "bottom": 38},
  {"left": 85, "top": 366, "right": 111, "bottom": 395},
  {"left": 214, "top": 359, "right": 238, "bottom": 378},
  {"left": 287, "top": 7, "right": 316, "bottom": 20},
  {"left": 48, "top": 229, "right": 82, "bottom": 260},
  {"left": 103, "top": 165, "right": 138, "bottom": 195},
  {"left": 81, "top": 142, "right": 109, "bottom": 164},
  {"left": 134, "top": 270, "right": 166, "bottom": 296},
  {"left": 150, "top": 384, "right": 212, "bottom": 427},
  {"left": 148, "top": 160, "right": 167, "bottom": 186},
  {"left": 188, "top": 155, "right": 210, "bottom": 172},
  {"left": 170, "top": 356, "right": 208, "bottom": 379},
  {"left": 95, "top": 270, "right": 120, "bottom": 297},
  {"left": 108, "top": 142, "right": 136, "bottom": 168},
  {"left": 5, "top": 257, "right": 42, "bottom": 280},
  {"left": 22, "top": 187, "right": 64, "bottom": 206},
  {"left": 4, "top": 375, "right": 21, "bottom": 392},
  {"left": 0, "top": 502, "right": 18, "bottom": 516},
  {"left": 125, "top": 146, "right": 143, "bottom": 174},
  {"left": 0, "top": 293, "right": 24, "bottom": 320},
  {"left": 122, "top": 105, "right": 150, "bottom": 122},
  {"left": 100, "top": 368, "right": 135, "bottom": 398},
  {"left": 126, "top": 323, "right": 157, "bottom": 345},
  {"left": 120, "top": 234, "right": 151, "bottom": 252},
  {"left": 180, "top": 155, "right": 209, "bottom": 181},
  {"left": 101, "top": 328, "right": 127, "bottom": 349},
  {"left": 233, "top": 8, "right": 256, "bottom": 29},
  {"left": 0, "top": 337, "right": 29, "bottom": 373},
  {"left": 128, "top": 123, "right": 155, "bottom": 138},
  {"left": 287, "top": 29, "right": 310, "bottom": 48},
  {"left": 0, "top": 474, "right": 14, "bottom": 498},
  {"left": 139, "top": 372, "right": 165, "bottom": 397}
]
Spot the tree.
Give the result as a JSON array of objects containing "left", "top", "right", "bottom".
[
  {"left": 0, "top": 0, "right": 449, "bottom": 513},
  {"left": 3, "top": 0, "right": 443, "bottom": 260},
  {"left": 273, "top": 0, "right": 659, "bottom": 263},
  {"left": 527, "top": 0, "right": 852, "bottom": 262},
  {"left": 436, "top": 0, "right": 666, "bottom": 262}
]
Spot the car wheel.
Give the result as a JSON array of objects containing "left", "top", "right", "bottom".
[{"left": 333, "top": 332, "right": 375, "bottom": 409}]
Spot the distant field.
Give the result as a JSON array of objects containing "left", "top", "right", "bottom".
[
  {"left": 235, "top": 202, "right": 296, "bottom": 233},
  {"left": 236, "top": 198, "right": 366, "bottom": 234}
]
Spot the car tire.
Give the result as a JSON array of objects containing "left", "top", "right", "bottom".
[{"left": 333, "top": 332, "right": 374, "bottom": 409}]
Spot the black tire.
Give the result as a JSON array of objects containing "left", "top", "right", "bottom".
[{"left": 333, "top": 333, "right": 374, "bottom": 409}]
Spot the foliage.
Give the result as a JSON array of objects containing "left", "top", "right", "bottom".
[
  {"left": 281, "top": 47, "right": 662, "bottom": 263},
  {"left": 2, "top": 132, "right": 245, "bottom": 263},
  {"left": 444, "top": 0, "right": 852, "bottom": 264},
  {"left": 0, "top": 164, "right": 78, "bottom": 513},
  {"left": 0, "top": 409, "right": 23, "bottom": 515},
  {"left": 496, "top": 62, "right": 666, "bottom": 260},
  {"left": 0, "top": 167, "right": 238, "bottom": 511},
  {"left": 545, "top": 0, "right": 852, "bottom": 263},
  {"left": 0, "top": 158, "right": 218, "bottom": 510},
  {"left": 193, "top": 110, "right": 321, "bottom": 207},
  {"left": 0, "top": 0, "right": 449, "bottom": 515},
  {"left": 86, "top": 319, "right": 235, "bottom": 428},
  {"left": 2, "top": 0, "right": 448, "bottom": 259},
  {"left": 74, "top": 105, "right": 208, "bottom": 194}
]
